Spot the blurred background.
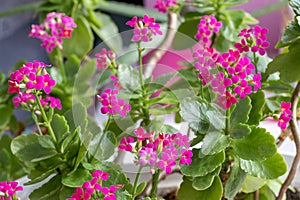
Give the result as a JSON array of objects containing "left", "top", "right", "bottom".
[{"left": 0, "top": 0, "right": 292, "bottom": 75}]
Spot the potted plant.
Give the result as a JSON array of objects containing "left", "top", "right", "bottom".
[{"left": 0, "top": 0, "right": 300, "bottom": 199}]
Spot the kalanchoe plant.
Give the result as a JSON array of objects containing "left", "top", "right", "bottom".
[{"left": 1, "top": 0, "right": 300, "bottom": 200}]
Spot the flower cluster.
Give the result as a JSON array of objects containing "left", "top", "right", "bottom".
[
  {"left": 119, "top": 127, "right": 193, "bottom": 174},
  {"left": 29, "top": 12, "right": 77, "bottom": 53},
  {"left": 95, "top": 48, "right": 122, "bottom": 90},
  {"left": 278, "top": 102, "right": 292, "bottom": 130},
  {"left": 95, "top": 48, "right": 116, "bottom": 69},
  {"left": 194, "top": 14, "right": 222, "bottom": 45},
  {"left": 194, "top": 46, "right": 262, "bottom": 109},
  {"left": 154, "top": 0, "right": 177, "bottom": 13},
  {"left": 0, "top": 181, "right": 23, "bottom": 200},
  {"left": 234, "top": 25, "right": 269, "bottom": 56},
  {"left": 126, "top": 14, "right": 162, "bottom": 42},
  {"left": 68, "top": 170, "right": 123, "bottom": 200},
  {"left": 8, "top": 60, "right": 62, "bottom": 110},
  {"left": 97, "top": 88, "right": 130, "bottom": 118}
]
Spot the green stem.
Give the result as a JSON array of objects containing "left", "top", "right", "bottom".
[
  {"left": 132, "top": 166, "right": 143, "bottom": 199},
  {"left": 55, "top": 48, "right": 67, "bottom": 84},
  {"left": 137, "top": 42, "right": 151, "bottom": 126},
  {"left": 253, "top": 52, "right": 259, "bottom": 74},
  {"left": 225, "top": 108, "right": 230, "bottom": 135},
  {"left": 150, "top": 169, "right": 160, "bottom": 198},
  {"left": 34, "top": 93, "right": 57, "bottom": 143},
  {"left": 32, "top": 112, "right": 43, "bottom": 136},
  {"left": 137, "top": 42, "right": 144, "bottom": 90}
]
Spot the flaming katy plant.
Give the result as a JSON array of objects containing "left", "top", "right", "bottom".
[{"left": 1, "top": 0, "right": 300, "bottom": 200}]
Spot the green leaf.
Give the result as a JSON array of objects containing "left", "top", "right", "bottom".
[
  {"left": 230, "top": 96, "right": 251, "bottom": 125},
  {"left": 135, "top": 182, "right": 147, "bottom": 196},
  {"left": 201, "top": 131, "right": 230, "bottom": 155},
  {"left": 65, "top": 55, "right": 80, "bottom": 81},
  {"left": 118, "top": 64, "right": 141, "bottom": 92},
  {"left": 178, "top": 176, "right": 223, "bottom": 200},
  {"left": 73, "top": 132, "right": 92, "bottom": 171},
  {"left": 0, "top": 105, "right": 13, "bottom": 130},
  {"left": 61, "top": 127, "right": 80, "bottom": 153},
  {"left": 172, "top": 19, "right": 199, "bottom": 50},
  {"left": 230, "top": 123, "right": 251, "bottom": 139},
  {"left": 224, "top": 159, "right": 247, "bottom": 199},
  {"left": 29, "top": 175, "right": 62, "bottom": 200},
  {"left": 221, "top": 10, "right": 245, "bottom": 41},
  {"left": 206, "top": 107, "right": 226, "bottom": 130},
  {"left": 146, "top": 72, "right": 178, "bottom": 93},
  {"left": 240, "top": 153, "right": 288, "bottom": 179},
  {"left": 89, "top": 131, "right": 116, "bottom": 161},
  {"left": 91, "top": 12, "right": 122, "bottom": 53},
  {"left": 232, "top": 127, "right": 277, "bottom": 161},
  {"left": 181, "top": 149, "right": 225, "bottom": 177},
  {"left": 51, "top": 114, "right": 70, "bottom": 143},
  {"left": 248, "top": 91, "right": 265, "bottom": 125},
  {"left": 276, "top": 21, "right": 300, "bottom": 48},
  {"left": 242, "top": 174, "right": 266, "bottom": 193},
  {"left": 59, "top": 186, "right": 75, "bottom": 200},
  {"left": 267, "top": 40, "right": 300, "bottom": 82},
  {"left": 62, "top": 16, "right": 93, "bottom": 59},
  {"left": 62, "top": 168, "right": 92, "bottom": 187},
  {"left": 289, "top": 0, "right": 300, "bottom": 16},
  {"left": 223, "top": 0, "right": 249, "bottom": 7},
  {"left": 11, "top": 134, "right": 57, "bottom": 163},
  {"left": 180, "top": 98, "right": 210, "bottom": 133},
  {"left": 192, "top": 166, "right": 221, "bottom": 190}
]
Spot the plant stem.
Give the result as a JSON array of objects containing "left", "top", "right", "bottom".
[
  {"left": 253, "top": 52, "right": 259, "bottom": 74},
  {"left": 132, "top": 166, "right": 143, "bottom": 199},
  {"left": 34, "top": 93, "right": 57, "bottom": 143},
  {"left": 276, "top": 80, "right": 300, "bottom": 200},
  {"left": 32, "top": 112, "right": 43, "bottom": 136},
  {"left": 138, "top": 42, "right": 144, "bottom": 89},
  {"left": 55, "top": 48, "right": 67, "bottom": 84},
  {"left": 225, "top": 108, "right": 230, "bottom": 135},
  {"left": 150, "top": 169, "right": 160, "bottom": 198},
  {"left": 254, "top": 190, "right": 259, "bottom": 200}
]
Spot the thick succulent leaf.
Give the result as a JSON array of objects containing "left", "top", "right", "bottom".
[
  {"left": 181, "top": 149, "right": 225, "bottom": 177},
  {"left": 240, "top": 153, "right": 288, "bottom": 179},
  {"left": 232, "top": 127, "right": 277, "bottom": 161},
  {"left": 178, "top": 176, "right": 223, "bottom": 200}
]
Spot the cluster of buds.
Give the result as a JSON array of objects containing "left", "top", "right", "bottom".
[
  {"left": 97, "top": 88, "right": 130, "bottom": 118},
  {"left": 119, "top": 127, "right": 193, "bottom": 174},
  {"left": 8, "top": 60, "right": 62, "bottom": 110},
  {"left": 277, "top": 102, "right": 292, "bottom": 130},
  {"left": 126, "top": 14, "right": 162, "bottom": 42},
  {"left": 68, "top": 170, "right": 123, "bottom": 200},
  {"left": 154, "top": 0, "right": 177, "bottom": 13},
  {"left": 95, "top": 48, "right": 122, "bottom": 90},
  {"left": 234, "top": 25, "right": 269, "bottom": 56},
  {"left": 29, "top": 12, "right": 77, "bottom": 53},
  {"left": 0, "top": 181, "right": 23, "bottom": 200},
  {"left": 194, "top": 14, "right": 222, "bottom": 45}
]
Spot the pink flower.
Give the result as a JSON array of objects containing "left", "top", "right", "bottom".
[
  {"left": 126, "top": 15, "right": 162, "bottom": 42},
  {"left": 280, "top": 102, "right": 292, "bottom": 115},
  {"left": 92, "top": 170, "right": 110, "bottom": 181},
  {"left": 0, "top": 181, "right": 23, "bottom": 197},
  {"left": 278, "top": 114, "right": 291, "bottom": 130},
  {"left": 43, "top": 74, "right": 56, "bottom": 94},
  {"left": 70, "top": 187, "right": 92, "bottom": 200},
  {"left": 109, "top": 75, "right": 122, "bottom": 90},
  {"left": 29, "top": 12, "right": 76, "bottom": 53},
  {"left": 154, "top": 0, "right": 177, "bottom": 13},
  {"left": 101, "top": 185, "right": 116, "bottom": 200},
  {"left": 194, "top": 14, "right": 222, "bottom": 45},
  {"left": 134, "top": 127, "right": 152, "bottom": 141},
  {"left": 139, "top": 147, "right": 157, "bottom": 166},
  {"left": 180, "top": 149, "right": 193, "bottom": 165},
  {"left": 157, "top": 153, "right": 176, "bottom": 174},
  {"left": 119, "top": 136, "right": 135, "bottom": 152},
  {"left": 233, "top": 80, "right": 252, "bottom": 99}
]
